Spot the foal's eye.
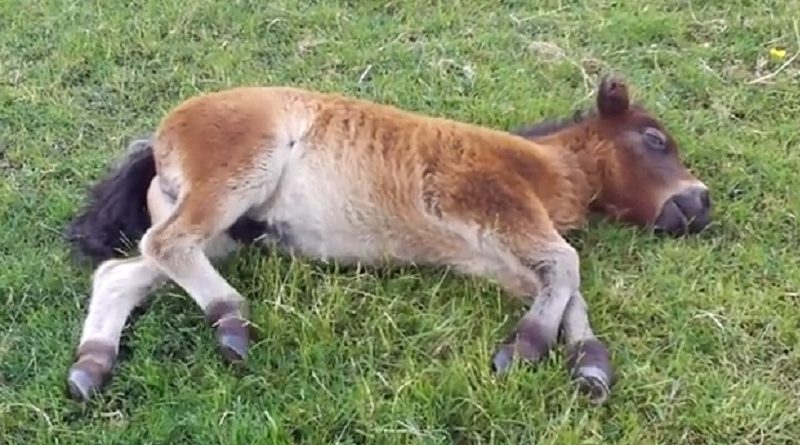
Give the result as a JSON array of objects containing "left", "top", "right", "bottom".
[{"left": 643, "top": 127, "right": 667, "bottom": 151}]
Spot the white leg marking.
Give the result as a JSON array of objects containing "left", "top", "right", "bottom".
[{"left": 78, "top": 257, "right": 164, "bottom": 347}]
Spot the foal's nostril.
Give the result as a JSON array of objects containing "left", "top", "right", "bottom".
[{"left": 654, "top": 185, "right": 713, "bottom": 236}]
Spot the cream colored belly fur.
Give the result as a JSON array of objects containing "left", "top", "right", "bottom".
[{"left": 253, "top": 141, "right": 417, "bottom": 266}]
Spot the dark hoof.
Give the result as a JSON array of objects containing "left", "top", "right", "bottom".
[
  {"left": 491, "top": 319, "right": 554, "bottom": 376},
  {"left": 491, "top": 344, "right": 515, "bottom": 375},
  {"left": 215, "top": 317, "right": 249, "bottom": 363},
  {"left": 67, "top": 366, "right": 104, "bottom": 402},
  {"left": 65, "top": 341, "right": 116, "bottom": 402},
  {"left": 574, "top": 366, "right": 611, "bottom": 405},
  {"left": 566, "top": 339, "right": 614, "bottom": 405},
  {"left": 207, "top": 300, "right": 251, "bottom": 364}
]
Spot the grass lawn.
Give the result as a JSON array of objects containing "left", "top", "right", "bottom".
[{"left": 2, "top": 0, "right": 799, "bottom": 443}]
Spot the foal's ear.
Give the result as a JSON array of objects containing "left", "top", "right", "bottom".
[{"left": 597, "top": 75, "right": 630, "bottom": 117}]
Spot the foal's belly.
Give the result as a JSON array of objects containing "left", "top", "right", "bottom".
[
  {"left": 256, "top": 164, "right": 393, "bottom": 265},
  {"left": 260, "top": 205, "right": 388, "bottom": 265}
]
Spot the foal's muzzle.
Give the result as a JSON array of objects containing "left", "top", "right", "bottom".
[{"left": 654, "top": 185, "right": 712, "bottom": 236}]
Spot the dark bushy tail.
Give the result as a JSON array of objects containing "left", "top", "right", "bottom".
[{"left": 65, "top": 138, "right": 157, "bottom": 264}]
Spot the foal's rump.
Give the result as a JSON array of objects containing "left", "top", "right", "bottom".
[{"left": 64, "top": 137, "right": 271, "bottom": 265}]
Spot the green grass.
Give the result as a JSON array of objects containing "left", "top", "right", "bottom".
[{"left": 2, "top": 0, "right": 799, "bottom": 443}]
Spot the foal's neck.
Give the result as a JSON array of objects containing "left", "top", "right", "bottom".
[{"left": 527, "top": 124, "right": 608, "bottom": 231}]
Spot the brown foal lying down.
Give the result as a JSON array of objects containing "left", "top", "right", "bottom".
[{"left": 64, "top": 75, "right": 712, "bottom": 405}]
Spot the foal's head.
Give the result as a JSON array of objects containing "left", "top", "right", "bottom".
[{"left": 518, "top": 76, "right": 712, "bottom": 236}]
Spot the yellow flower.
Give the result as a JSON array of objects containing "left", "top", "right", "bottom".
[{"left": 770, "top": 47, "right": 787, "bottom": 60}]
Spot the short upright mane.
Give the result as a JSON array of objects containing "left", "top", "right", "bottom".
[{"left": 512, "top": 109, "right": 592, "bottom": 138}]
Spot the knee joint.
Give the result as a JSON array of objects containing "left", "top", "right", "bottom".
[
  {"left": 526, "top": 244, "right": 580, "bottom": 289},
  {"left": 139, "top": 226, "right": 180, "bottom": 264}
]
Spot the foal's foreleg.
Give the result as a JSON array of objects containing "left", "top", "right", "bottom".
[
  {"left": 485, "top": 234, "right": 614, "bottom": 403},
  {"left": 560, "top": 291, "right": 614, "bottom": 404},
  {"left": 490, "top": 240, "right": 578, "bottom": 374}
]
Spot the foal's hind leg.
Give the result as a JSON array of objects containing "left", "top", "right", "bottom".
[
  {"left": 67, "top": 256, "right": 164, "bottom": 401},
  {"left": 139, "top": 187, "right": 258, "bottom": 365},
  {"left": 560, "top": 291, "right": 614, "bottom": 404},
  {"left": 67, "top": 180, "right": 239, "bottom": 401}
]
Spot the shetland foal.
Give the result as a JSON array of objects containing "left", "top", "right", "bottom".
[{"left": 65, "top": 76, "right": 711, "bottom": 404}]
